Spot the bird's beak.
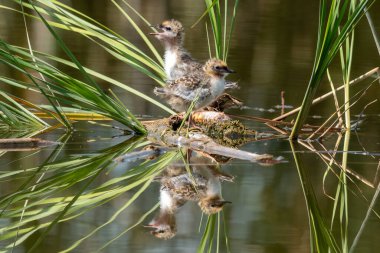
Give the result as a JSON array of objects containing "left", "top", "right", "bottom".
[
  {"left": 144, "top": 224, "right": 159, "bottom": 236},
  {"left": 143, "top": 223, "right": 157, "bottom": 228},
  {"left": 226, "top": 68, "right": 236, "bottom": 74},
  {"left": 217, "top": 200, "right": 232, "bottom": 206},
  {"left": 149, "top": 24, "right": 163, "bottom": 36}
]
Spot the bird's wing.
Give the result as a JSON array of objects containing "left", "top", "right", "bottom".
[
  {"left": 167, "top": 75, "right": 201, "bottom": 89},
  {"left": 162, "top": 174, "right": 207, "bottom": 200},
  {"left": 180, "top": 53, "right": 203, "bottom": 70},
  {"left": 167, "top": 76, "right": 211, "bottom": 101}
]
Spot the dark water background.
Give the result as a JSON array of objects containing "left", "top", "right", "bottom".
[{"left": 0, "top": 0, "right": 380, "bottom": 252}]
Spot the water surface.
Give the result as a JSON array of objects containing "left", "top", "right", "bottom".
[{"left": 0, "top": 1, "right": 380, "bottom": 252}]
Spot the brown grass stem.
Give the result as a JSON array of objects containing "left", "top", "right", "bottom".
[
  {"left": 273, "top": 67, "right": 379, "bottom": 121},
  {"left": 298, "top": 140, "right": 374, "bottom": 188}
]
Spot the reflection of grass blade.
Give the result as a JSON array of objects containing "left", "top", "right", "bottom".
[
  {"left": 27, "top": 159, "right": 108, "bottom": 253},
  {"left": 0, "top": 142, "right": 179, "bottom": 252},
  {"left": 222, "top": 211, "right": 231, "bottom": 253},
  {"left": 97, "top": 202, "right": 160, "bottom": 252},
  {"left": 62, "top": 181, "right": 154, "bottom": 253},
  {"left": 290, "top": 141, "right": 340, "bottom": 253},
  {"left": 335, "top": 2, "right": 355, "bottom": 250},
  {"left": 198, "top": 212, "right": 228, "bottom": 253},
  {"left": 10, "top": 132, "right": 70, "bottom": 250},
  {"left": 61, "top": 151, "right": 179, "bottom": 252},
  {"left": 2, "top": 133, "right": 70, "bottom": 213},
  {"left": 198, "top": 214, "right": 217, "bottom": 253},
  {"left": 0, "top": 138, "right": 139, "bottom": 214},
  {"left": 350, "top": 175, "right": 380, "bottom": 253}
]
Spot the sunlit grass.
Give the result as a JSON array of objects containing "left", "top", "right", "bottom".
[
  {"left": 1, "top": 0, "right": 166, "bottom": 85},
  {"left": 197, "top": 211, "right": 229, "bottom": 253},
  {"left": 0, "top": 40, "right": 147, "bottom": 133},
  {"left": 0, "top": 0, "right": 177, "bottom": 134},
  {"left": 290, "top": 0, "right": 376, "bottom": 138},
  {"left": 0, "top": 92, "right": 49, "bottom": 131},
  {"left": 0, "top": 0, "right": 378, "bottom": 252},
  {"left": 202, "top": 0, "right": 239, "bottom": 61}
]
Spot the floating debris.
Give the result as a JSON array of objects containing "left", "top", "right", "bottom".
[
  {"left": 207, "top": 93, "right": 243, "bottom": 111},
  {"left": 115, "top": 146, "right": 169, "bottom": 163},
  {"left": 143, "top": 118, "right": 273, "bottom": 163}
]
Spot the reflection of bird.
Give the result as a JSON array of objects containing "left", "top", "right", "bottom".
[
  {"left": 145, "top": 187, "right": 186, "bottom": 240},
  {"left": 146, "top": 152, "right": 233, "bottom": 239},
  {"left": 149, "top": 19, "right": 238, "bottom": 89},
  {"left": 154, "top": 58, "right": 235, "bottom": 112},
  {"left": 145, "top": 164, "right": 187, "bottom": 240},
  {"left": 161, "top": 155, "right": 233, "bottom": 215}
]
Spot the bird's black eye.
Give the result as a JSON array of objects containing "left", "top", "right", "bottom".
[
  {"left": 158, "top": 230, "right": 165, "bottom": 233},
  {"left": 211, "top": 204, "right": 216, "bottom": 207},
  {"left": 215, "top": 66, "right": 222, "bottom": 70},
  {"left": 165, "top": 27, "right": 172, "bottom": 31}
]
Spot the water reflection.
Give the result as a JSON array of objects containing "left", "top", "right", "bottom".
[
  {"left": 147, "top": 150, "right": 233, "bottom": 239},
  {"left": 0, "top": 0, "right": 380, "bottom": 252},
  {"left": 0, "top": 125, "right": 379, "bottom": 252}
]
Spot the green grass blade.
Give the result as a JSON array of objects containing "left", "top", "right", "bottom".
[
  {"left": 25, "top": 48, "right": 173, "bottom": 114},
  {"left": 198, "top": 214, "right": 217, "bottom": 253},
  {"left": 191, "top": 0, "right": 219, "bottom": 29},
  {"left": 0, "top": 92, "right": 48, "bottom": 128},
  {"left": 0, "top": 39, "right": 72, "bottom": 128},
  {"left": 111, "top": 0, "right": 163, "bottom": 66},
  {"left": 224, "top": 0, "right": 239, "bottom": 62},
  {"left": 290, "top": 0, "right": 376, "bottom": 138},
  {"left": 19, "top": 0, "right": 70, "bottom": 128},
  {"left": 1, "top": 41, "right": 149, "bottom": 133},
  {"left": 2, "top": 0, "right": 166, "bottom": 82}
]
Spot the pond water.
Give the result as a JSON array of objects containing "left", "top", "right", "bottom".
[{"left": 0, "top": 0, "right": 380, "bottom": 252}]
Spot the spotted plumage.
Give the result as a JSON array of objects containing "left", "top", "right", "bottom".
[
  {"left": 150, "top": 19, "right": 200, "bottom": 80},
  {"left": 149, "top": 19, "right": 238, "bottom": 89},
  {"left": 160, "top": 155, "right": 233, "bottom": 215},
  {"left": 146, "top": 153, "right": 233, "bottom": 239},
  {"left": 154, "top": 58, "right": 235, "bottom": 112},
  {"left": 161, "top": 173, "right": 208, "bottom": 201}
]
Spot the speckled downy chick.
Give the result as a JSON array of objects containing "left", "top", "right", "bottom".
[
  {"left": 149, "top": 19, "right": 238, "bottom": 89},
  {"left": 145, "top": 164, "right": 187, "bottom": 240},
  {"left": 150, "top": 19, "right": 201, "bottom": 80},
  {"left": 160, "top": 154, "right": 233, "bottom": 215},
  {"left": 153, "top": 58, "right": 235, "bottom": 112}
]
